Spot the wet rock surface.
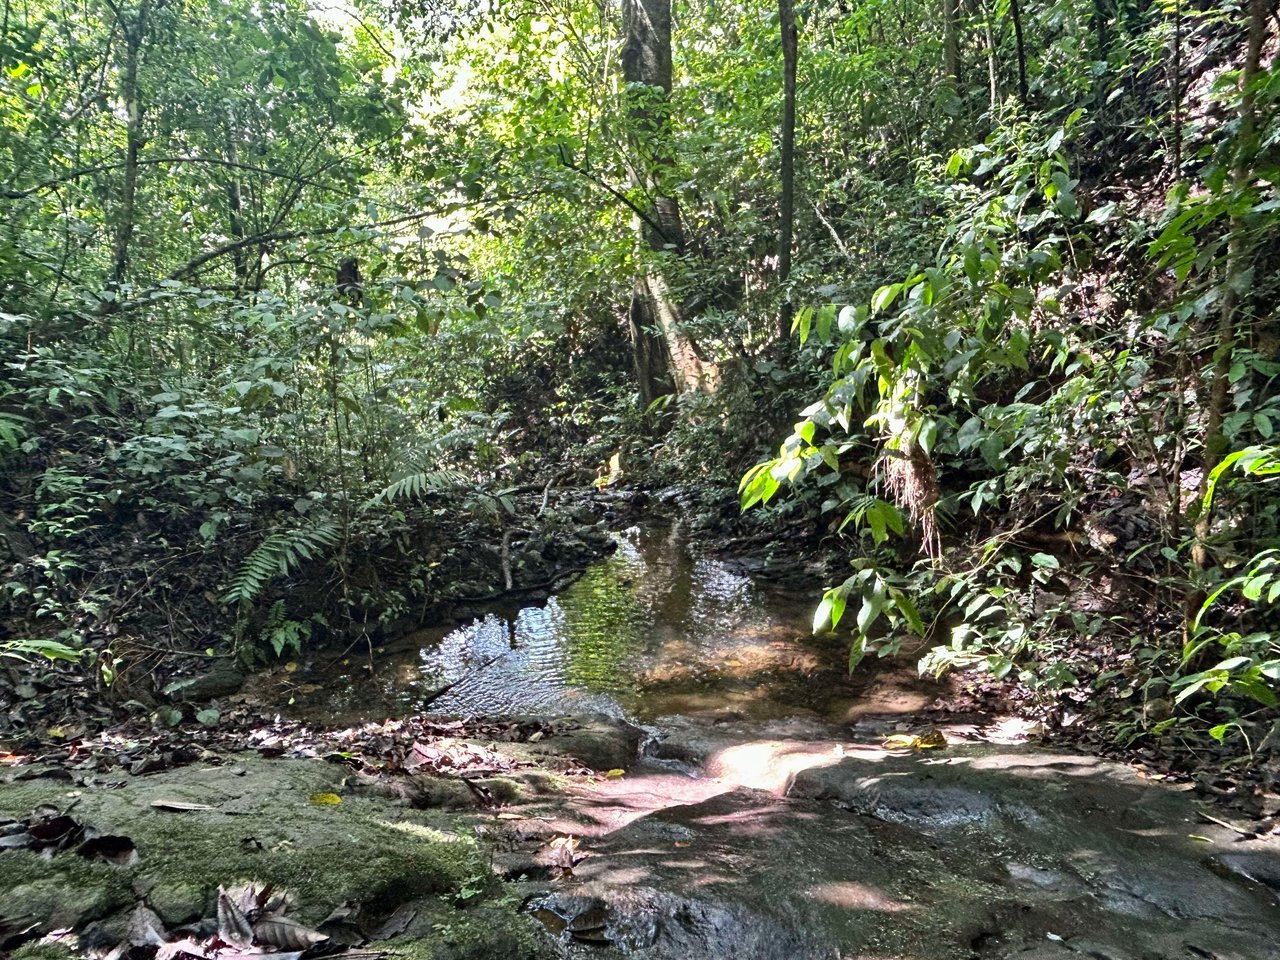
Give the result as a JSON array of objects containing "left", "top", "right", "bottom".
[
  {"left": 491, "top": 718, "right": 1280, "bottom": 960},
  {"left": 3, "top": 712, "right": 1280, "bottom": 959}
]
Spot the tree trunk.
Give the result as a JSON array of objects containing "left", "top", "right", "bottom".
[
  {"left": 224, "top": 110, "right": 249, "bottom": 289},
  {"left": 942, "top": 0, "right": 962, "bottom": 89},
  {"left": 621, "top": 0, "right": 709, "bottom": 399},
  {"left": 983, "top": 0, "right": 1000, "bottom": 111},
  {"left": 1008, "top": 0, "right": 1029, "bottom": 108},
  {"left": 110, "top": 0, "right": 151, "bottom": 286},
  {"left": 777, "top": 0, "right": 798, "bottom": 339},
  {"left": 1191, "top": 0, "right": 1266, "bottom": 572},
  {"left": 628, "top": 288, "right": 676, "bottom": 409},
  {"left": 1184, "top": 0, "right": 1267, "bottom": 644}
]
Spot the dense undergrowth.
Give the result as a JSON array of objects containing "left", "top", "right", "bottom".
[{"left": 1, "top": 0, "right": 1277, "bottom": 778}]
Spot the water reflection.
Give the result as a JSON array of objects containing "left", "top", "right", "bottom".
[{"left": 291, "top": 525, "right": 847, "bottom": 723}]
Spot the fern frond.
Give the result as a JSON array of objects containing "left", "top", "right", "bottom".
[
  {"left": 223, "top": 520, "right": 341, "bottom": 607},
  {"left": 368, "top": 469, "right": 470, "bottom": 507}
]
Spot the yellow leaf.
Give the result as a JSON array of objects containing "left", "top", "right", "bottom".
[
  {"left": 309, "top": 792, "right": 342, "bottom": 806},
  {"left": 883, "top": 730, "right": 948, "bottom": 750},
  {"left": 883, "top": 733, "right": 920, "bottom": 748},
  {"left": 47, "top": 727, "right": 65, "bottom": 739},
  {"left": 605, "top": 768, "right": 625, "bottom": 779}
]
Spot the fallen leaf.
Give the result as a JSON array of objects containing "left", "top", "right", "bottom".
[
  {"left": 253, "top": 915, "right": 329, "bottom": 951},
  {"left": 156, "top": 936, "right": 213, "bottom": 960},
  {"left": 547, "top": 834, "right": 582, "bottom": 874},
  {"left": 28, "top": 813, "right": 83, "bottom": 851},
  {"left": 216, "top": 887, "right": 254, "bottom": 947},
  {"left": 123, "top": 903, "right": 167, "bottom": 949},
  {"left": 568, "top": 905, "right": 608, "bottom": 933},
  {"left": 223, "top": 880, "right": 282, "bottom": 918},
  {"left": 76, "top": 833, "right": 138, "bottom": 866},
  {"left": 883, "top": 730, "right": 947, "bottom": 751},
  {"left": 0, "top": 831, "right": 32, "bottom": 849},
  {"left": 368, "top": 903, "right": 417, "bottom": 941},
  {"left": 308, "top": 792, "right": 342, "bottom": 806},
  {"left": 605, "top": 768, "right": 625, "bottom": 779},
  {"left": 151, "top": 800, "right": 213, "bottom": 812},
  {"left": 529, "top": 907, "right": 566, "bottom": 936}
]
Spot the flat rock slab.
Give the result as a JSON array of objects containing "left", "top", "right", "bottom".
[{"left": 513, "top": 731, "right": 1280, "bottom": 960}]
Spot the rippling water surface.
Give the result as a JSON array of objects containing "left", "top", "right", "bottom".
[{"left": 288, "top": 525, "right": 856, "bottom": 723}]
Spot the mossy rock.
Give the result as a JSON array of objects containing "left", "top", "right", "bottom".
[
  {"left": 0, "top": 756, "right": 487, "bottom": 930},
  {"left": 382, "top": 904, "right": 555, "bottom": 960},
  {"left": 10, "top": 945, "right": 78, "bottom": 960}
]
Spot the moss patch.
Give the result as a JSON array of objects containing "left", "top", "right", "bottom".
[
  {"left": 0, "top": 756, "right": 488, "bottom": 927},
  {"left": 11, "top": 945, "right": 79, "bottom": 960},
  {"left": 382, "top": 905, "right": 553, "bottom": 960}
]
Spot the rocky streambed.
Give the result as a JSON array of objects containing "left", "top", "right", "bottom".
[{"left": 3, "top": 524, "right": 1279, "bottom": 960}]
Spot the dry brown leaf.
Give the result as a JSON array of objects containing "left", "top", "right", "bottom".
[
  {"left": 124, "top": 903, "right": 167, "bottom": 948},
  {"left": 253, "top": 915, "right": 330, "bottom": 950},
  {"left": 216, "top": 887, "right": 253, "bottom": 947}
]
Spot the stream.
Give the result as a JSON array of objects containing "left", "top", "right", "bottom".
[
  {"left": 287, "top": 524, "right": 894, "bottom": 725},
  {"left": 283, "top": 524, "right": 1280, "bottom": 960}
]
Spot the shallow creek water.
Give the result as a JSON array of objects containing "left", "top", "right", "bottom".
[{"left": 288, "top": 524, "right": 882, "bottom": 725}]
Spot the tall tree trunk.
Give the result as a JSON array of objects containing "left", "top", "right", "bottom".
[
  {"left": 1091, "top": 0, "right": 1110, "bottom": 61},
  {"left": 983, "top": 0, "right": 1000, "bottom": 111},
  {"left": 942, "top": 0, "right": 962, "bottom": 89},
  {"left": 224, "top": 110, "right": 249, "bottom": 290},
  {"left": 621, "top": 0, "right": 708, "bottom": 401},
  {"left": 1191, "top": 0, "right": 1267, "bottom": 572},
  {"left": 777, "top": 0, "right": 798, "bottom": 339},
  {"left": 1169, "top": 0, "right": 1183, "bottom": 174},
  {"left": 1008, "top": 0, "right": 1029, "bottom": 108},
  {"left": 110, "top": 0, "right": 151, "bottom": 286}
]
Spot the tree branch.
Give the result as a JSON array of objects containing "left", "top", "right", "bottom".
[
  {"left": 163, "top": 208, "right": 444, "bottom": 282},
  {"left": 555, "top": 145, "right": 675, "bottom": 247},
  {"left": 2, "top": 155, "right": 348, "bottom": 200}
]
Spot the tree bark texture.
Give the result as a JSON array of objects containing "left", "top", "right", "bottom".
[
  {"left": 621, "top": 0, "right": 709, "bottom": 401},
  {"left": 942, "top": 0, "right": 961, "bottom": 88},
  {"left": 1009, "top": 0, "right": 1029, "bottom": 108}
]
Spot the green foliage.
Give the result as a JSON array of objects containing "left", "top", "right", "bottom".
[
  {"left": 0, "top": 0, "right": 1274, "bottom": 770},
  {"left": 371, "top": 470, "right": 471, "bottom": 506},
  {"left": 222, "top": 521, "right": 342, "bottom": 608},
  {"left": 0, "top": 637, "right": 85, "bottom": 664},
  {"left": 1176, "top": 446, "right": 1280, "bottom": 710},
  {"left": 260, "top": 600, "right": 316, "bottom": 659}
]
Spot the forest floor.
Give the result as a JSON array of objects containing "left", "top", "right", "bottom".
[{"left": 2, "top": 669, "right": 1280, "bottom": 960}]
